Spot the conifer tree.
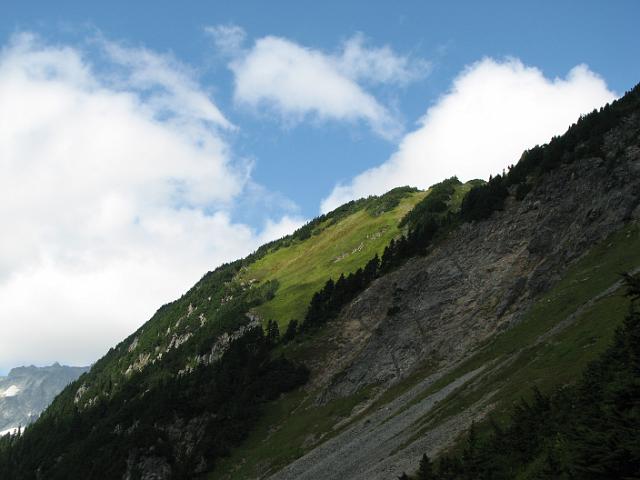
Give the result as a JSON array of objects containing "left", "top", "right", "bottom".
[
  {"left": 282, "top": 319, "right": 297, "bottom": 344},
  {"left": 266, "top": 319, "right": 280, "bottom": 346},
  {"left": 417, "top": 453, "right": 434, "bottom": 479},
  {"left": 381, "top": 238, "right": 396, "bottom": 271},
  {"left": 364, "top": 254, "right": 379, "bottom": 283}
]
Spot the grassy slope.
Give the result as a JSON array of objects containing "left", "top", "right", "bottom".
[
  {"left": 241, "top": 181, "right": 474, "bottom": 328},
  {"left": 213, "top": 222, "right": 640, "bottom": 479},
  {"left": 239, "top": 191, "right": 427, "bottom": 326}
]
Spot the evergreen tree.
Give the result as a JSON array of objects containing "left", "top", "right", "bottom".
[
  {"left": 381, "top": 238, "right": 397, "bottom": 272},
  {"left": 266, "top": 319, "right": 280, "bottom": 346},
  {"left": 281, "top": 320, "right": 298, "bottom": 344},
  {"left": 461, "top": 422, "right": 480, "bottom": 478},
  {"left": 363, "top": 254, "right": 380, "bottom": 283},
  {"left": 416, "top": 453, "right": 434, "bottom": 479},
  {"left": 331, "top": 273, "right": 348, "bottom": 312}
]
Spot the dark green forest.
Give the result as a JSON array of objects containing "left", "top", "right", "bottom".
[{"left": 0, "top": 327, "right": 308, "bottom": 479}]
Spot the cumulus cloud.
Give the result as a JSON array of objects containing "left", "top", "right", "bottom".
[
  {"left": 258, "top": 215, "right": 306, "bottom": 244},
  {"left": 210, "top": 26, "right": 428, "bottom": 139},
  {"left": 0, "top": 33, "right": 303, "bottom": 372},
  {"left": 321, "top": 58, "right": 616, "bottom": 212}
]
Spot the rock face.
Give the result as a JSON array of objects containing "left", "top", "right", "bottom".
[
  {"left": 319, "top": 115, "right": 640, "bottom": 401},
  {"left": 0, "top": 363, "right": 89, "bottom": 433},
  {"left": 270, "top": 114, "right": 640, "bottom": 478}
]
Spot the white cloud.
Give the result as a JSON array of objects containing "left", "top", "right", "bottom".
[
  {"left": 258, "top": 216, "right": 306, "bottom": 244},
  {"left": 321, "top": 58, "right": 616, "bottom": 212},
  {"left": 0, "top": 33, "right": 301, "bottom": 372},
  {"left": 231, "top": 36, "right": 396, "bottom": 137},
  {"left": 103, "top": 40, "right": 233, "bottom": 130},
  {"left": 205, "top": 24, "right": 247, "bottom": 56},
  {"left": 215, "top": 28, "right": 428, "bottom": 139},
  {"left": 337, "top": 33, "right": 430, "bottom": 86}
]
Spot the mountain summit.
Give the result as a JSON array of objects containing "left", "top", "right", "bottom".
[{"left": 0, "top": 363, "right": 88, "bottom": 435}]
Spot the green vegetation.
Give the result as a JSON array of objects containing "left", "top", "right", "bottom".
[
  {"left": 400, "top": 177, "right": 464, "bottom": 230},
  {"left": 243, "top": 186, "right": 418, "bottom": 263},
  {"left": 460, "top": 174, "right": 508, "bottom": 221},
  {"left": 0, "top": 184, "right": 444, "bottom": 480},
  {"left": 380, "top": 177, "right": 466, "bottom": 270},
  {"left": 241, "top": 188, "right": 428, "bottom": 325},
  {"left": 59, "top": 260, "right": 280, "bottom": 412},
  {"left": 211, "top": 78, "right": 640, "bottom": 476}
]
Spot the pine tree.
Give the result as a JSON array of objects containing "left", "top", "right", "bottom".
[
  {"left": 331, "top": 273, "right": 347, "bottom": 312},
  {"left": 282, "top": 319, "right": 298, "bottom": 344},
  {"left": 623, "top": 272, "right": 640, "bottom": 300},
  {"left": 266, "top": 319, "right": 280, "bottom": 346},
  {"left": 351, "top": 268, "right": 365, "bottom": 293},
  {"left": 381, "top": 238, "right": 396, "bottom": 271},
  {"left": 417, "top": 453, "right": 434, "bottom": 479},
  {"left": 364, "top": 254, "right": 379, "bottom": 283},
  {"left": 462, "top": 422, "right": 480, "bottom": 478}
]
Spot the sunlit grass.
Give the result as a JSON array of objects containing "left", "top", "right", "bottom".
[{"left": 240, "top": 191, "right": 428, "bottom": 326}]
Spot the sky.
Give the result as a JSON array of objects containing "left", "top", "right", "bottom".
[{"left": 0, "top": 0, "right": 638, "bottom": 373}]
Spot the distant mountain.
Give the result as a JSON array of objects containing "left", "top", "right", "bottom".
[{"left": 0, "top": 363, "right": 88, "bottom": 433}]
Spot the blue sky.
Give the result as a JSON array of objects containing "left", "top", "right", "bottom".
[
  {"left": 0, "top": 0, "right": 638, "bottom": 371},
  {"left": 4, "top": 0, "right": 639, "bottom": 219}
]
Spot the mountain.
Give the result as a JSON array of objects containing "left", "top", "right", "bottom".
[
  {"left": 224, "top": 85, "right": 640, "bottom": 480},
  {"left": 0, "top": 363, "right": 88, "bottom": 434},
  {"left": 0, "top": 82, "right": 639, "bottom": 479}
]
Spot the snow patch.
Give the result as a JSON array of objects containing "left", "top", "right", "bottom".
[{"left": 0, "top": 385, "right": 20, "bottom": 397}]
